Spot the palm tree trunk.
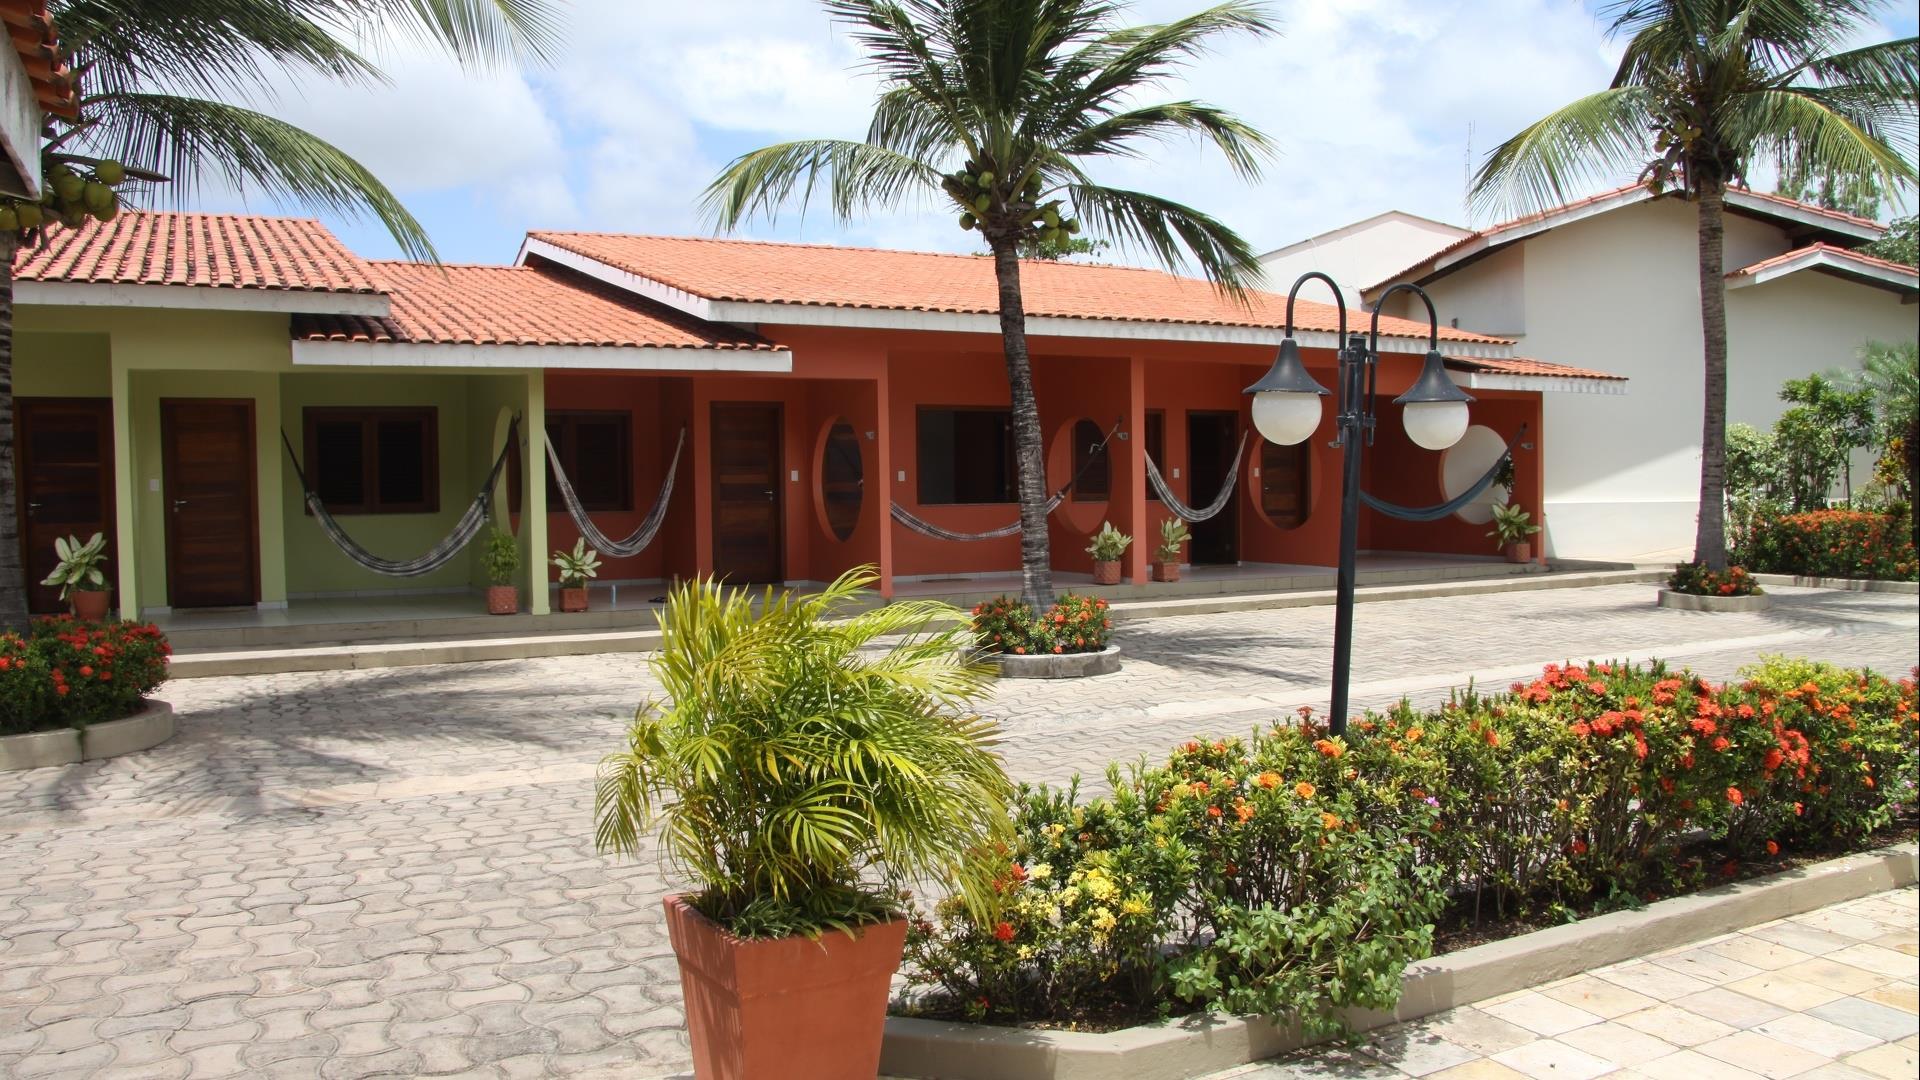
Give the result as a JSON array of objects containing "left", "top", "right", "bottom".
[
  {"left": 0, "top": 231, "right": 26, "bottom": 631},
  {"left": 990, "top": 241, "right": 1054, "bottom": 609},
  {"left": 1693, "top": 182, "right": 1730, "bottom": 570}
]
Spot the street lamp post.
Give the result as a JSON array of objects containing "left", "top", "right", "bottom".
[{"left": 1245, "top": 274, "right": 1473, "bottom": 736}]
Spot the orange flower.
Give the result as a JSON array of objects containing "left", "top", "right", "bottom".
[
  {"left": 1254, "top": 771, "right": 1280, "bottom": 790},
  {"left": 1483, "top": 728, "right": 1501, "bottom": 748},
  {"left": 1320, "top": 812, "right": 1342, "bottom": 830},
  {"left": 994, "top": 921, "right": 1015, "bottom": 942},
  {"left": 1314, "top": 738, "right": 1344, "bottom": 759},
  {"left": 1234, "top": 802, "right": 1255, "bottom": 823},
  {"left": 1406, "top": 727, "right": 1424, "bottom": 743},
  {"left": 1295, "top": 781, "right": 1316, "bottom": 799},
  {"left": 1766, "top": 840, "right": 1780, "bottom": 857},
  {"left": 1207, "top": 805, "right": 1223, "bottom": 819},
  {"left": 1726, "top": 786, "right": 1744, "bottom": 806}
]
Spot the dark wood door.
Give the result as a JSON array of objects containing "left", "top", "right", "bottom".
[
  {"left": 1187, "top": 411, "right": 1240, "bottom": 565},
  {"left": 710, "top": 403, "right": 783, "bottom": 583},
  {"left": 161, "top": 400, "right": 258, "bottom": 608},
  {"left": 15, "top": 399, "right": 116, "bottom": 614}
]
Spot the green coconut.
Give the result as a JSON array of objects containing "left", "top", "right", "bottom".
[
  {"left": 972, "top": 193, "right": 991, "bottom": 214},
  {"left": 50, "top": 168, "right": 84, "bottom": 203},
  {"left": 959, "top": 212, "right": 976, "bottom": 230},
  {"left": 95, "top": 160, "right": 126, "bottom": 186},
  {"left": 15, "top": 202, "right": 42, "bottom": 228},
  {"left": 83, "top": 181, "right": 113, "bottom": 213},
  {"left": 0, "top": 206, "right": 17, "bottom": 233}
]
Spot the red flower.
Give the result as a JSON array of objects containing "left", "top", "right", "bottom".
[
  {"left": 1766, "top": 840, "right": 1780, "bottom": 857},
  {"left": 1726, "top": 787, "right": 1744, "bottom": 806},
  {"left": 993, "top": 922, "right": 1015, "bottom": 943}
]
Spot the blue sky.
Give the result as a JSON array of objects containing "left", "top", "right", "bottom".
[{"left": 198, "top": 1, "right": 1917, "bottom": 270}]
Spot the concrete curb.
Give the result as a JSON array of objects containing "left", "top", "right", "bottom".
[
  {"left": 0, "top": 700, "right": 176, "bottom": 771},
  {"left": 1754, "top": 573, "right": 1918, "bottom": 595},
  {"left": 879, "top": 844, "right": 1918, "bottom": 1080},
  {"left": 1656, "top": 589, "right": 1773, "bottom": 613},
  {"left": 1110, "top": 569, "right": 1663, "bottom": 622},
  {"left": 993, "top": 645, "right": 1122, "bottom": 679}
]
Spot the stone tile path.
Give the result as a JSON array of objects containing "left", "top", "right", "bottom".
[
  {"left": 0, "top": 583, "right": 1915, "bottom": 1077},
  {"left": 1226, "top": 887, "right": 1918, "bottom": 1080}
]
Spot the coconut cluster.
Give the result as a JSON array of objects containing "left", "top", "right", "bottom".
[
  {"left": 2, "top": 159, "right": 127, "bottom": 236},
  {"left": 943, "top": 160, "right": 1081, "bottom": 246}
]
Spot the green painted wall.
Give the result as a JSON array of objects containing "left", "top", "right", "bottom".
[
  {"left": 464, "top": 374, "right": 538, "bottom": 594},
  {"left": 14, "top": 331, "right": 111, "bottom": 396}
]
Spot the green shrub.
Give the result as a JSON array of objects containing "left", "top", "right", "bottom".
[
  {"left": 0, "top": 618, "right": 172, "bottom": 736},
  {"left": 969, "top": 593, "right": 1112, "bottom": 655},
  {"left": 1667, "top": 561, "right": 1762, "bottom": 596},
  {"left": 1734, "top": 509, "right": 1917, "bottom": 581}
]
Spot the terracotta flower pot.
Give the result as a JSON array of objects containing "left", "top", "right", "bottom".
[
  {"left": 1151, "top": 560, "right": 1180, "bottom": 583},
  {"left": 486, "top": 585, "right": 518, "bottom": 615},
  {"left": 663, "top": 895, "right": 907, "bottom": 1080},
  {"left": 1503, "top": 541, "right": 1532, "bottom": 565},
  {"left": 1091, "top": 560, "right": 1122, "bottom": 586},
  {"left": 70, "top": 589, "right": 110, "bottom": 623},
  {"left": 559, "top": 586, "right": 589, "bottom": 613}
]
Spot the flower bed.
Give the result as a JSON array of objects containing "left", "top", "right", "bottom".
[
  {"left": 0, "top": 618, "right": 171, "bottom": 736},
  {"left": 1735, "top": 508, "right": 1918, "bottom": 582},
  {"left": 898, "top": 657, "right": 1918, "bottom": 1034},
  {"left": 970, "top": 594, "right": 1113, "bottom": 657}
]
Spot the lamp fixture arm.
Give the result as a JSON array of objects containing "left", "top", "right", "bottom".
[
  {"left": 1367, "top": 281, "right": 1441, "bottom": 357},
  {"left": 1283, "top": 271, "right": 1349, "bottom": 341}
]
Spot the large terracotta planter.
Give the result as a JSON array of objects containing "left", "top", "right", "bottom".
[
  {"left": 486, "top": 585, "right": 518, "bottom": 615},
  {"left": 663, "top": 895, "right": 907, "bottom": 1080},
  {"left": 1091, "top": 560, "right": 1122, "bottom": 586},
  {"left": 1502, "top": 542, "right": 1531, "bottom": 565},
  {"left": 69, "top": 590, "right": 109, "bottom": 622},
  {"left": 559, "top": 586, "right": 589, "bottom": 613}
]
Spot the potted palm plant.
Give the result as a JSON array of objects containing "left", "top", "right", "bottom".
[
  {"left": 1488, "top": 503, "right": 1542, "bottom": 564},
  {"left": 43, "top": 532, "right": 110, "bottom": 622},
  {"left": 595, "top": 567, "right": 1010, "bottom": 1080},
  {"left": 551, "top": 540, "right": 601, "bottom": 613},
  {"left": 483, "top": 527, "right": 520, "bottom": 615},
  {"left": 1152, "top": 518, "right": 1190, "bottom": 583},
  {"left": 1085, "top": 521, "right": 1131, "bottom": 586}
]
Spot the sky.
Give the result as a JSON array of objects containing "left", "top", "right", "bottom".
[{"left": 189, "top": 0, "right": 1917, "bottom": 271}]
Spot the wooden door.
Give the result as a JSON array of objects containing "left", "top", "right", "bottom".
[
  {"left": 710, "top": 403, "right": 783, "bottom": 583},
  {"left": 161, "top": 400, "right": 259, "bottom": 608},
  {"left": 1186, "top": 411, "right": 1240, "bottom": 565},
  {"left": 15, "top": 399, "right": 116, "bottom": 614}
]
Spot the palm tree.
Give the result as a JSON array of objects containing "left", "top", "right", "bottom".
[
  {"left": 703, "top": 0, "right": 1278, "bottom": 609},
  {"left": 1470, "top": 0, "right": 1916, "bottom": 570},
  {"left": 0, "top": 0, "right": 563, "bottom": 629},
  {"left": 1852, "top": 339, "right": 1919, "bottom": 535}
]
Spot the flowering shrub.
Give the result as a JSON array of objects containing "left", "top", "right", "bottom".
[
  {"left": 1734, "top": 509, "right": 1917, "bottom": 581},
  {"left": 969, "top": 593, "right": 1112, "bottom": 655},
  {"left": 1667, "top": 561, "right": 1761, "bottom": 596},
  {"left": 0, "top": 618, "right": 171, "bottom": 736}
]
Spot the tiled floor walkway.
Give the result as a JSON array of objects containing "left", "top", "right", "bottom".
[{"left": 1230, "top": 887, "right": 1919, "bottom": 1080}]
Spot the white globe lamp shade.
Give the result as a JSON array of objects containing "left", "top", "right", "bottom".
[
  {"left": 1401, "top": 400, "right": 1470, "bottom": 451},
  {"left": 1251, "top": 390, "right": 1323, "bottom": 447}
]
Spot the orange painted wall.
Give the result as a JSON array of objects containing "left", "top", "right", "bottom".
[
  {"left": 1364, "top": 389, "right": 1545, "bottom": 556},
  {"left": 541, "top": 373, "right": 672, "bottom": 582}
]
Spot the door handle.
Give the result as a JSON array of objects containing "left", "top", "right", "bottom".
[
  {"left": 172, "top": 499, "right": 188, "bottom": 512},
  {"left": 26, "top": 501, "right": 41, "bottom": 516},
  {"left": 763, "top": 489, "right": 775, "bottom": 500}
]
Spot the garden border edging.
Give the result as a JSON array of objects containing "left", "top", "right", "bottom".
[
  {"left": 991, "top": 645, "right": 1121, "bottom": 679},
  {"left": 1656, "top": 588, "right": 1772, "bottom": 612},
  {"left": 879, "top": 843, "right": 1918, "bottom": 1080},
  {"left": 1753, "top": 573, "right": 1918, "bottom": 595},
  {"left": 0, "top": 700, "right": 175, "bottom": 772}
]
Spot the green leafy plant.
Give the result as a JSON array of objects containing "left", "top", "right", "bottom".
[
  {"left": 970, "top": 593, "right": 1112, "bottom": 655},
  {"left": 41, "top": 533, "right": 109, "bottom": 600},
  {"left": 1155, "top": 518, "right": 1191, "bottom": 562},
  {"left": 550, "top": 539, "right": 602, "bottom": 587},
  {"left": 483, "top": 527, "right": 520, "bottom": 587},
  {"left": 1085, "top": 522, "right": 1132, "bottom": 563},
  {"left": 0, "top": 618, "right": 170, "bottom": 736},
  {"left": 1667, "top": 561, "right": 1761, "bottom": 597},
  {"left": 594, "top": 566, "right": 1014, "bottom": 939},
  {"left": 1486, "top": 503, "right": 1541, "bottom": 549},
  {"left": 1734, "top": 509, "right": 1916, "bottom": 582}
]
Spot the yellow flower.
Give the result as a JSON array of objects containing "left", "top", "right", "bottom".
[
  {"left": 1027, "top": 862, "right": 1053, "bottom": 882},
  {"left": 1091, "top": 908, "right": 1118, "bottom": 932},
  {"left": 1121, "top": 896, "right": 1151, "bottom": 918}
]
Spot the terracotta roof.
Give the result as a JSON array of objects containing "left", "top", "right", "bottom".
[
  {"left": 1727, "top": 242, "right": 1918, "bottom": 285},
  {"left": 1446, "top": 355, "right": 1625, "bottom": 381},
  {"left": 14, "top": 211, "right": 381, "bottom": 294},
  {"left": 2, "top": 1, "right": 78, "bottom": 118},
  {"left": 526, "top": 232, "right": 1509, "bottom": 345},
  {"left": 296, "top": 261, "right": 783, "bottom": 351}
]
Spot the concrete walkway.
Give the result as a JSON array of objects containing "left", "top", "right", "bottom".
[
  {"left": 0, "top": 582, "right": 1914, "bottom": 1078},
  {"left": 1226, "top": 887, "right": 1918, "bottom": 1080}
]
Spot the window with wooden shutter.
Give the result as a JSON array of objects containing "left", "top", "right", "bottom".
[
  {"left": 303, "top": 407, "right": 438, "bottom": 515},
  {"left": 917, "top": 407, "right": 1016, "bottom": 504},
  {"left": 1071, "top": 419, "right": 1110, "bottom": 501},
  {"left": 546, "top": 411, "right": 632, "bottom": 512},
  {"left": 1259, "top": 438, "right": 1310, "bottom": 528}
]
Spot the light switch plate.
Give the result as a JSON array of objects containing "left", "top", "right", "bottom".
[
  {"left": 149, "top": 479, "right": 160, "bottom": 492},
  {"left": 1172, "top": 467, "right": 1180, "bottom": 479},
  {"left": 897, "top": 470, "right": 907, "bottom": 482},
  {"left": 790, "top": 469, "right": 799, "bottom": 482}
]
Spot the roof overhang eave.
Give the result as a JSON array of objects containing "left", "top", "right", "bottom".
[
  {"left": 1454, "top": 371, "right": 1628, "bottom": 395},
  {"left": 18, "top": 280, "right": 391, "bottom": 317},
  {"left": 290, "top": 339, "right": 793, "bottom": 372}
]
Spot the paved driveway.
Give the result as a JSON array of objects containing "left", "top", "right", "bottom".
[{"left": 1, "top": 583, "right": 1915, "bottom": 1078}]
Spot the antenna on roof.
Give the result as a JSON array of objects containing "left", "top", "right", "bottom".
[{"left": 1463, "top": 121, "right": 1474, "bottom": 223}]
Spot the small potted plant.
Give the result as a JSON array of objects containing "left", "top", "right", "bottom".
[
  {"left": 595, "top": 567, "right": 1010, "bottom": 1079},
  {"left": 42, "top": 532, "right": 110, "bottom": 621},
  {"left": 1152, "top": 518, "right": 1190, "bottom": 583},
  {"left": 1085, "top": 521, "right": 1131, "bottom": 585},
  {"left": 483, "top": 527, "right": 520, "bottom": 615},
  {"left": 1487, "top": 502, "right": 1541, "bottom": 564},
  {"left": 551, "top": 539, "right": 602, "bottom": 613}
]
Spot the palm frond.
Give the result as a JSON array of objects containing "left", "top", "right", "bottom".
[
  {"left": 700, "top": 138, "right": 944, "bottom": 230},
  {"left": 1064, "top": 178, "right": 1265, "bottom": 295},
  {"left": 1057, "top": 101, "right": 1273, "bottom": 179},
  {"left": 57, "top": 0, "right": 385, "bottom": 103},
  {"left": 368, "top": 0, "right": 566, "bottom": 68},
  {"left": 1470, "top": 87, "right": 1654, "bottom": 218},
  {"left": 1735, "top": 87, "right": 1916, "bottom": 193}
]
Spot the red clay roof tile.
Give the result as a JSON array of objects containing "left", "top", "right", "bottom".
[
  {"left": 527, "top": 232, "right": 1510, "bottom": 345},
  {"left": 1727, "top": 242, "right": 1918, "bottom": 283},
  {"left": 14, "top": 212, "right": 381, "bottom": 293},
  {"left": 1446, "top": 355, "right": 1625, "bottom": 381},
  {"left": 296, "top": 261, "right": 782, "bottom": 351}
]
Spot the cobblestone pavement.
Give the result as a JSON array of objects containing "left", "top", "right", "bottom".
[
  {"left": 1, "top": 583, "right": 1915, "bottom": 1078},
  {"left": 1227, "top": 887, "right": 1919, "bottom": 1080}
]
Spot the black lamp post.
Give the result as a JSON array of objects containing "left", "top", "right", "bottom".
[{"left": 1244, "top": 274, "right": 1473, "bottom": 736}]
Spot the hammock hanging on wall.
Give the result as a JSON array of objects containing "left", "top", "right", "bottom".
[
  {"left": 1144, "top": 430, "right": 1251, "bottom": 523},
  {"left": 281, "top": 418, "right": 519, "bottom": 578},
  {"left": 546, "top": 428, "right": 686, "bottom": 558},
  {"left": 891, "top": 419, "right": 1122, "bottom": 543},
  {"left": 1360, "top": 425, "right": 1528, "bottom": 523}
]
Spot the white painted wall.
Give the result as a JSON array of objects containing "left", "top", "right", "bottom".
[{"left": 1258, "top": 212, "right": 1470, "bottom": 304}]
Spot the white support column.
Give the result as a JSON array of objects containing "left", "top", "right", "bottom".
[
  {"left": 524, "top": 371, "right": 549, "bottom": 616},
  {"left": 109, "top": 359, "right": 139, "bottom": 616}
]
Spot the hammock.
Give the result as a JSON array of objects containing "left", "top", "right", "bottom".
[
  {"left": 282, "top": 419, "right": 518, "bottom": 578},
  {"left": 1144, "top": 430, "right": 1251, "bottom": 523},
  {"left": 891, "top": 420, "right": 1121, "bottom": 543},
  {"left": 1360, "top": 425, "right": 1527, "bottom": 522},
  {"left": 546, "top": 428, "right": 685, "bottom": 558}
]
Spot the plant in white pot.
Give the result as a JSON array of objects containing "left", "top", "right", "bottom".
[
  {"left": 551, "top": 539, "right": 602, "bottom": 613},
  {"left": 594, "top": 566, "right": 1010, "bottom": 1079},
  {"left": 1085, "top": 521, "right": 1132, "bottom": 586},
  {"left": 1487, "top": 502, "right": 1541, "bottom": 564},
  {"left": 483, "top": 527, "right": 520, "bottom": 615},
  {"left": 43, "top": 532, "right": 110, "bottom": 621}
]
